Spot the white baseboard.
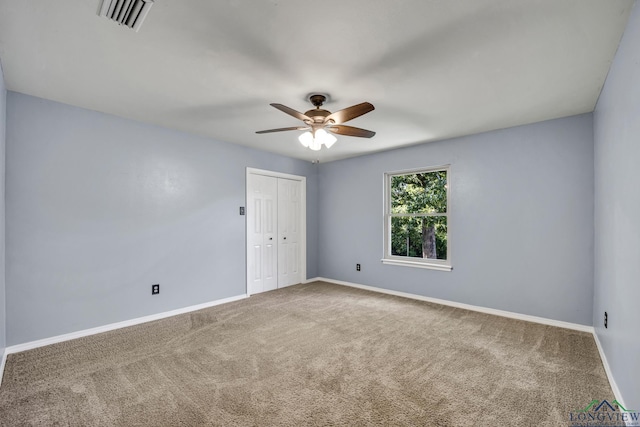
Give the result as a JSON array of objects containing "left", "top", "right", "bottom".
[
  {"left": 309, "top": 277, "right": 594, "bottom": 333},
  {"left": 0, "top": 349, "right": 6, "bottom": 387},
  {"left": 593, "top": 332, "right": 627, "bottom": 413},
  {"left": 2, "top": 279, "right": 625, "bottom": 417},
  {"left": 3, "top": 294, "right": 248, "bottom": 356}
]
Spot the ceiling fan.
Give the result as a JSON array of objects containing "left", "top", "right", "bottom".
[{"left": 256, "top": 94, "right": 375, "bottom": 151}]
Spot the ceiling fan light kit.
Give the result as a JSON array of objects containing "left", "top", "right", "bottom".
[
  {"left": 257, "top": 94, "right": 375, "bottom": 151},
  {"left": 298, "top": 129, "right": 337, "bottom": 151}
]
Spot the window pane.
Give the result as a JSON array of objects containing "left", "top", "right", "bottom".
[
  {"left": 391, "top": 171, "right": 447, "bottom": 214},
  {"left": 391, "top": 216, "right": 447, "bottom": 260}
]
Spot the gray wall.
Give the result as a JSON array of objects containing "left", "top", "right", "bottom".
[
  {"left": 318, "top": 114, "right": 594, "bottom": 325},
  {"left": 5, "top": 92, "right": 318, "bottom": 346},
  {"left": 593, "top": 1, "right": 640, "bottom": 407},
  {"left": 0, "top": 60, "right": 6, "bottom": 356}
]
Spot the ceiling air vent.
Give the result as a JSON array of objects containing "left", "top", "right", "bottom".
[{"left": 99, "top": 0, "right": 154, "bottom": 32}]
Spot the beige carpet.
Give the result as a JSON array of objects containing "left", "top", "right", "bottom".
[{"left": 0, "top": 282, "right": 612, "bottom": 426}]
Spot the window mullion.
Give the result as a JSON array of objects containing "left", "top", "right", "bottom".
[{"left": 390, "top": 213, "right": 447, "bottom": 218}]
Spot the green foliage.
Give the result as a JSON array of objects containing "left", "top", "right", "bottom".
[{"left": 390, "top": 171, "right": 447, "bottom": 260}]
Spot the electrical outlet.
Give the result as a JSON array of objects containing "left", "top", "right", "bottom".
[
  {"left": 356, "top": 264, "right": 361, "bottom": 271},
  {"left": 604, "top": 311, "right": 608, "bottom": 328},
  {"left": 152, "top": 284, "right": 160, "bottom": 295}
]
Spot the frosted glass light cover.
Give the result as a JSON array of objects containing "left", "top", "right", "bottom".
[
  {"left": 298, "top": 131, "right": 312, "bottom": 147},
  {"left": 323, "top": 133, "right": 337, "bottom": 148},
  {"left": 309, "top": 137, "right": 322, "bottom": 151}
]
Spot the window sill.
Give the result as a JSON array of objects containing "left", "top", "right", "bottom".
[{"left": 381, "top": 258, "right": 453, "bottom": 271}]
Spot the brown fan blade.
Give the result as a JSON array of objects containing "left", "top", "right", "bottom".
[
  {"left": 328, "top": 125, "right": 376, "bottom": 138},
  {"left": 325, "top": 102, "right": 374, "bottom": 124},
  {"left": 256, "top": 126, "right": 310, "bottom": 134},
  {"left": 270, "top": 104, "right": 314, "bottom": 123}
]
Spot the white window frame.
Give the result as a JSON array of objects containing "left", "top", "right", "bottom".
[{"left": 382, "top": 165, "right": 452, "bottom": 271}]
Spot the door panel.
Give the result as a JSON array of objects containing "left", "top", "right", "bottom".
[
  {"left": 278, "top": 178, "right": 301, "bottom": 288},
  {"left": 253, "top": 245, "right": 261, "bottom": 281},
  {"left": 247, "top": 174, "right": 278, "bottom": 295}
]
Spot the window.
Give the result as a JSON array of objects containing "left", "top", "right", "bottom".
[{"left": 383, "top": 166, "right": 451, "bottom": 271}]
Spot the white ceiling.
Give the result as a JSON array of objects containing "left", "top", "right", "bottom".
[{"left": 0, "top": 0, "right": 634, "bottom": 163}]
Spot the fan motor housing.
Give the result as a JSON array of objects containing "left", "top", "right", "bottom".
[{"left": 304, "top": 109, "right": 331, "bottom": 122}]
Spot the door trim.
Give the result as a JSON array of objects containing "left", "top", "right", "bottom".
[{"left": 246, "top": 168, "right": 307, "bottom": 295}]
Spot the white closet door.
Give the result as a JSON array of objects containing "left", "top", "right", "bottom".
[
  {"left": 278, "top": 178, "right": 301, "bottom": 288},
  {"left": 247, "top": 174, "right": 278, "bottom": 295}
]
